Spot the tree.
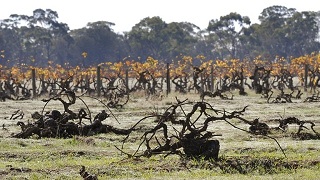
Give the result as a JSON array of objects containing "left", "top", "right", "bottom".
[
  {"left": 207, "top": 12, "right": 251, "bottom": 59},
  {"left": 0, "top": 15, "right": 28, "bottom": 66},
  {"left": 163, "top": 22, "right": 200, "bottom": 59},
  {"left": 237, "top": 23, "right": 264, "bottom": 60},
  {"left": 127, "top": 16, "right": 169, "bottom": 61},
  {"left": 27, "top": 9, "right": 71, "bottom": 65},
  {"left": 284, "top": 11, "right": 320, "bottom": 57},
  {"left": 255, "top": 6, "right": 319, "bottom": 59},
  {"left": 257, "top": 6, "right": 296, "bottom": 59},
  {"left": 316, "top": 11, "right": 320, "bottom": 42},
  {"left": 127, "top": 16, "right": 202, "bottom": 62},
  {"left": 0, "top": 9, "right": 71, "bottom": 66},
  {"left": 71, "top": 21, "right": 126, "bottom": 66}
]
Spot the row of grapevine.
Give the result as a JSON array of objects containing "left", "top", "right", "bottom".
[{"left": 0, "top": 53, "right": 320, "bottom": 101}]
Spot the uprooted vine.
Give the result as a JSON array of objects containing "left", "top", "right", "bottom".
[{"left": 116, "top": 98, "right": 291, "bottom": 160}]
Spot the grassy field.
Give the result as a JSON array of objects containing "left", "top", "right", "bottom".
[{"left": 0, "top": 89, "right": 319, "bottom": 179}]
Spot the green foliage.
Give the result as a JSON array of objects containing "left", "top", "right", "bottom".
[{"left": 1, "top": 6, "right": 319, "bottom": 67}]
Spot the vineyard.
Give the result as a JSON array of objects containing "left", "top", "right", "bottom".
[
  {"left": 0, "top": 54, "right": 320, "bottom": 179},
  {"left": 2, "top": 53, "right": 320, "bottom": 99}
]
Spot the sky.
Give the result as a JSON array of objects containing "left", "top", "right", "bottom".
[{"left": 0, "top": 0, "right": 319, "bottom": 33}]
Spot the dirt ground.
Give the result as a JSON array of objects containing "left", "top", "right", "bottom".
[
  {"left": 0, "top": 89, "right": 319, "bottom": 179},
  {"left": 1, "top": 89, "right": 319, "bottom": 152}
]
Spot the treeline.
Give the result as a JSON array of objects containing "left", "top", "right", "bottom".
[{"left": 0, "top": 5, "right": 319, "bottom": 67}]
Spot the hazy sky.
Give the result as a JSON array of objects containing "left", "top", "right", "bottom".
[{"left": 1, "top": 0, "right": 319, "bottom": 33}]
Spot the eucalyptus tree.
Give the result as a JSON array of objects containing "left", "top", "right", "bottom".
[
  {"left": 26, "top": 9, "right": 71, "bottom": 66},
  {"left": 207, "top": 12, "right": 251, "bottom": 59},
  {"left": 0, "top": 14, "right": 28, "bottom": 66},
  {"left": 256, "top": 5, "right": 319, "bottom": 59},
  {"left": 238, "top": 23, "right": 264, "bottom": 60},
  {"left": 163, "top": 21, "right": 200, "bottom": 60},
  {"left": 127, "top": 16, "right": 169, "bottom": 61},
  {"left": 284, "top": 11, "right": 319, "bottom": 57},
  {"left": 127, "top": 16, "right": 201, "bottom": 62},
  {"left": 0, "top": 9, "right": 71, "bottom": 66},
  {"left": 257, "top": 6, "right": 298, "bottom": 58},
  {"left": 70, "top": 21, "right": 126, "bottom": 66},
  {"left": 316, "top": 11, "right": 320, "bottom": 42}
]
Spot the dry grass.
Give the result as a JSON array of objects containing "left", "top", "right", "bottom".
[{"left": 0, "top": 90, "right": 319, "bottom": 179}]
